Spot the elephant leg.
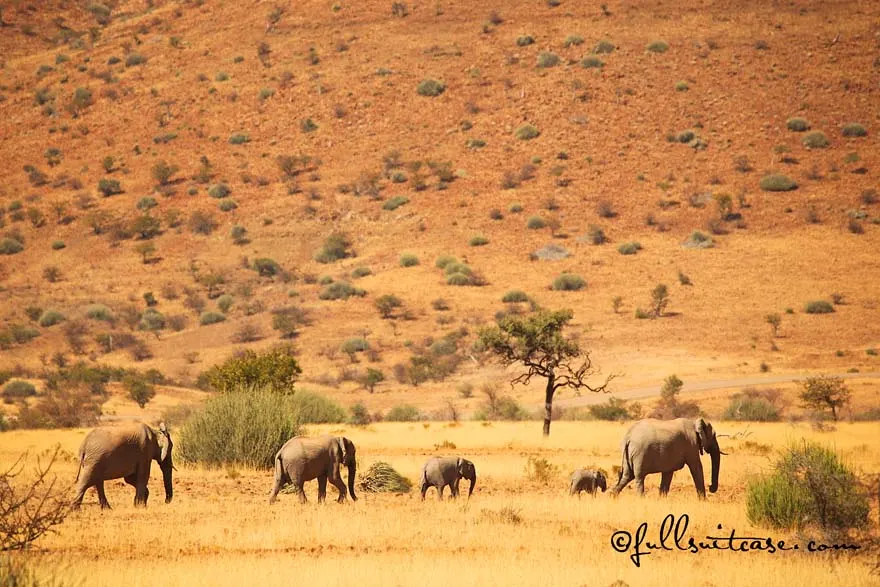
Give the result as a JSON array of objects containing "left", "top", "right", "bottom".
[
  {"left": 268, "top": 477, "right": 283, "bottom": 504},
  {"left": 437, "top": 485, "right": 445, "bottom": 501},
  {"left": 613, "top": 469, "right": 634, "bottom": 496},
  {"left": 634, "top": 476, "right": 646, "bottom": 496},
  {"left": 659, "top": 471, "right": 674, "bottom": 496},
  {"left": 451, "top": 479, "right": 460, "bottom": 499},
  {"left": 686, "top": 459, "right": 706, "bottom": 499},
  {"left": 317, "top": 474, "right": 328, "bottom": 504},
  {"left": 72, "top": 481, "right": 89, "bottom": 509},
  {"left": 96, "top": 482, "right": 111, "bottom": 510},
  {"left": 294, "top": 482, "right": 308, "bottom": 504},
  {"left": 420, "top": 481, "right": 430, "bottom": 501},
  {"left": 124, "top": 473, "right": 141, "bottom": 507},
  {"left": 329, "top": 474, "right": 347, "bottom": 503}
]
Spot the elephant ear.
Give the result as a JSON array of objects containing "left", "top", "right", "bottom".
[
  {"left": 158, "top": 422, "right": 172, "bottom": 462},
  {"left": 342, "top": 437, "right": 355, "bottom": 462},
  {"left": 694, "top": 418, "right": 708, "bottom": 455}
]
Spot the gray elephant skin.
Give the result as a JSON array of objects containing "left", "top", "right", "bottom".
[
  {"left": 420, "top": 456, "right": 476, "bottom": 500},
  {"left": 569, "top": 468, "right": 607, "bottom": 496},
  {"left": 269, "top": 435, "right": 357, "bottom": 504},
  {"left": 73, "top": 422, "right": 174, "bottom": 509},
  {"left": 611, "top": 417, "right": 721, "bottom": 498}
]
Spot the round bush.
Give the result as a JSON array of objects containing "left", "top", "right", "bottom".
[
  {"left": 515, "top": 124, "right": 540, "bottom": 141},
  {"left": 723, "top": 396, "right": 780, "bottom": 421},
  {"left": 384, "top": 404, "right": 422, "bottom": 422},
  {"left": 527, "top": 216, "right": 547, "bottom": 229},
  {"left": 253, "top": 258, "right": 281, "bottom": 277},
  {"left": 443, "top": 262, "right": 472, "bottom": 277},
  {"left": 551, "top": 273, "right": 586, "bottom": 291},
  {"left": 52, "top": 240, "right": 66, "bottom": 250},
  {"left": 0, "top": 238, "right": 24, "bottom": 255},
  {"left": 746, "top": 442, "right": 869, "bottom": 532},
  {"left": 581, "top": 56, "right": 603, "bottom": 69},
  {"left": 139, "top": 309, "right": 166, "bottom": 331},
  {"left": 218, "top": 199, "right": 238, "bottom": 212},
  {"left": 516, "top": 36, "right": 535, "bottom": 47},
  {"left": 617, "top": 242, "right": 642, "bottom": 255},
  {"left": 805, "top": 300, "right": 834, "bottom": 314},
  {"left": 290, "top": 390, "right": 346, "bottom": 423},
  {"left": 593, "top": 40, "right": 615, "bottom": 54},
  {"left": 399, "top": 253, "right": 420, "bottom": 267},
  {"left": 417, "top": 79, "right": 445, "bottom": 97},
  {"left": 3, "top": 380, "right": 37, "bottom": 399},
  {"left": 351, "top": 266, "right": 372, "bottom": 278},
  {"left": 802, "top": 131, "right": 829, "bottom": 149},
  {"left": 674, "top": 80, "right": 689, "bottom": 91},
  {"left": 841, "top": 123, "right": 867, "bottom": 138},
  {"left": 319, "top": 282, "right": 365, "bottom": 300},
  {"left": 502, "top": 290, "right": 529, "bottom": 303},
  {"left": 200, "top": 311, "right": 227, "bottom": 325},
  {"left": 508, "top": 202, "right": 523, "bottom": 213},
  {"left": 435, "top": 255, "right": 458, "bottom": 269},
  {"left": 38, "top": 310, "right": 65, "bottom": 327},
  {"left": 446, "top": 273, "right": 472, "bottom": 286},
  {"left": 383, "top": 196, "right": 409, "bottom": 211},
  {"left": 137, "top": 196, "right": 157, "bottom": 211},
  {"left": 469, "top": 235, "right": 489, "bottom": 246},
  {"left": 341, "top": 337, "right": 370, "bottom": 355},
  {"left": 217, "top": 294, "right": 234, "bottom": 313},
  {"left": 536, "top": 52, "right": 560, "bottom": 68},
  {"left": 646, "top": 40, "right": 669, "bottom": 53},
  {"left": 786, "top": 117, "right": 810, "bottom": 132},
  {"left": 208, "top": 183, "right": 231, "bottom": 199},
  {"left": 759, "top": 174, "right": 798, "bottom": 192},
  {"left": 179, "top": 390, "right": 301, "bottom": 468},
  {"left": 85, "top": 304, "right": 114, "bottom": 322}
]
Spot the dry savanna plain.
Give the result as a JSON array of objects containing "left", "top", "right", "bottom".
[{"left": 0, "top": 0, "right": 879, "bottom": 585}]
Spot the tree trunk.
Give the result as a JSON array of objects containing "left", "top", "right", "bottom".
[
  {"left": 830, "top": 403, "right": 837, "bottom": 421},
  {"left": 542, "top": 372, "right": 555, "bottom": 437}
]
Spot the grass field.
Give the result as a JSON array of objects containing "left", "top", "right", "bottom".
[{"left": 3, "top": 421, "right": 878, "bottom": 586}]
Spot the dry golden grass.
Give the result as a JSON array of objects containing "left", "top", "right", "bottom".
[{"left": 3, "top": 422, "right": 877, "bottom": 586}]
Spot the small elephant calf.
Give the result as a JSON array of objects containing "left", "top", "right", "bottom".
[{"left": 569, "top": 468, "right": 607, "bottom": 496}]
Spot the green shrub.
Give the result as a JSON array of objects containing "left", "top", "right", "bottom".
[
  {"left": 443, "top": 262, "right": 472, "bottom": 277},
  {"left": 469, "top": 235, "right": 489, "bottom": 246},
  {"left": 563, "top": 35, "right": 584, "bottom": 48},
  {"left": 417, "top": 79, "right": 445, "bottom": 97},
  {"left": 0, "top": 238, "right": 24, "bottom": 255},
  {"left": 217, "top": 294, "right": 234, "bottom": 313},
  {"left": 2, "top": 380, "right": 37, "bottom": 398},
  {"left": 841, "top": 123, "right": 867, "bottom": 138},
  {"left": 357, "top": 461, "right": 412, "bottom": 493},
  {"left": 319, "top": 282, "right": 365, "bottom": 300},
  {"left": 123, "top": 375, "right": 155, "bottom": 408},
  {"left": 551, "top": 273, "right": 586, "bottom": 291},
  {"left": 516, "top": 35, "right": 535, "bottom": 47},
  {"left": 218, "top": 199, "right": 237, "bottom": 212},
  {"left": 314, "top": 232, "right": 354, "bottom": 263},
  {"left": 253, "top": 258, "right": 281, "bottom": 277},
  {"left": 786, "top": 117, "right": 810, "bottom": 132},
  {"left": 674, "top": 80, "right": 689, "bottom": 91},
  {"left": 588, "top": 397, "right": 632, "bottom": 421},
  {"left": 97, "top": 178, "right": 122, "bottom": 197},
  {"left": 179, "top": 390, "right": 301, "bottom": 468},
  {"left": 215, "top": 71, "right": 229, "bottom": 82},
  {"left": 137, "top": 196, "right": 157, "bottom": 211},
  {"left": 474, "top": 395, "right": 530, "bottom": 421},
  {"left": 515, "top": 124, "right": 540, "bottom": 140},
  {"left": 536, "top": 52, "right": 559, "bottom": 68},
  {"left": 581, "top": 56, "right": 603, "bottom": 68},
  {"left": 446, "top": 273, "right": 473, "bottom": 286},
  {"left": 435, "top": 255, "right": 458, "bottom": 269},
  {"left": 125, "top": 53, "right": 147, "bottom": 67},
  {"left": 526, "top": 216, "right": 547, "bottom": 229},
  {"left": 502, "top": 290, "right": 529, "bottom": 303},
  {"left": 228, "top": 133, "right": 250, "bottom": 145},
  {"left": 341, "top": 337, "right": 370, "bottom": 359},
  {"left": 348, "top": 402, "right": 371, "bottom": 425},
  {"left": 399, "top": 253, "right": 419, "bottom": 267},
  {"left": 38, "top": 310, "right": 65, "bottom": 327},
  {"left": 617, "top": 242, "right": 642, "bottom": 255},
  {"left": 759, "top": 174, "right": 798, "bottom": 192},
  {"left": 202, "top": 347, "right": 301, "bottom": 393},
  {"left": 208, "top": 183, "right": 231, "bottom": 199},
  {"left": 385, "top": 404, "right": 422, "bottom": 422},
  {"left": 200, "top": 311, "right": 226, "bottom": 325},
  {"left": 85, "top": 304, "right": 114, "bottom": 322},
  {"left": 508, "top": 202, "right": 523, "bottom": 213},
  {"left": 289, "top": 390, "right": 346, "bottom": 423},
  {"left": 805, "top": 300, "right": 834, "bottom": 314},
  {"left": 723, "top": 396, "right": 780, "bottom": 421},
  {"left": 586, "top": 225, "right": 606, "bottom": 245},
  {"left": 646, "top": 40, "right": 669, "bottom": 53},
  {"left": 593, "top": 40, "right": 615, "bottom": 54},
  {"left": 383, "top": 196, "right": 409, "bottom": 211},
  {"left": 802, "top": 131, "right": 829, "bottom": 149},
  {"left": 746, "top": 441, "right": 869, "bottom": 532},
  {"left": 351, "top": 266, "right": 372, "bottom": 278}
]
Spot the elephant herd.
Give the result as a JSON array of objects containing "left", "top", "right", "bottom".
[{"left": 71, "top": 417, "right": 723, "bottom": 509}]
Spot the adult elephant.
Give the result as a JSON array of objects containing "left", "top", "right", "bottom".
[
  {"left": 268, "top": 435, "right": 357, "bottom": 504},
  {"left": 420, "top": 456, "right": 476, "bottom": 500},
  {"left": 72, "top": 422, "right": 174, "bottom": 509},
  {"left": 611, "top": 417, "right": 722, "bottom": 499}
]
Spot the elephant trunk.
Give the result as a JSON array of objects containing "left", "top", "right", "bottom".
[
  {"left": 467, "top": 472, "right": 476, "bottom": 499},
  {"left": 708, "top": 447, "right": 720, "bottom": 494},
  {"left": 161, "top": 460, "right": 173, "bottom": 503},
  {"left": 347, "top": 459, "right": 358, "bottom": 502}
]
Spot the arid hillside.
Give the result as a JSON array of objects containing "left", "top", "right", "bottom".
[{"left": 0, "top": 0, "right": 878, "bottom": 413}]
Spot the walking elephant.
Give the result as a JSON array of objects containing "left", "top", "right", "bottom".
[
  {"left": 72, "top": 422, "right": 174, "bottom": 509},
  {"left": 420, "top": 456, "right": 476, "bottom": 500},
  {"left": 611, "top": 417, "right": 722, "bottom": 499},
  {"left": 269, "top": 435, "right": 357, "bottom": 504},
  {"left": 569, "top": 468, "right": 607, "bottom": 496}
]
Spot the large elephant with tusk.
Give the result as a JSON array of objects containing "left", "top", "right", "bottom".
[
  {"left": 419, "top": 456, "right": 477, "bottom": 500},
  {"left": 72, "top": 422, "right": 174, "bottom": 509},
  {"left": 610, "top": 417, "right": 724, "bottom": 499},
  {"left": 269, "top": 435, "right": 358, "bottom": 504}
]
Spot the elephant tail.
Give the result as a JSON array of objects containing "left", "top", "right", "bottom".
[
  {"left": 618, "top": 440, "right": 634, "bottom": 485},
  {"left": 75, "top": 449, "right": 85, "bottom": 483},
  {"left": 273, "top": 452, "right": 284, "bottom": 483}
]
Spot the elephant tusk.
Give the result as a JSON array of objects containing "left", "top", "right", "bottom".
[{"left": 719, "top": 450, "right": 729, "bottom": 455}]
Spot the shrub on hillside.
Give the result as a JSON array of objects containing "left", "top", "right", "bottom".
[
  {"left": 617, "top": 242, "right": 642, "bottom": 255},
  {"left": 515, "top": 124, "right": 540, "bottom": 140},
  {"left": 14, "top": 387, "right": 101, "bottom": 429},
  {"left": 802, "top": 131, "right": 829, "bottom": 149},
  {"left": 399, "top": 253, "right": 419, "bottom": 267},
  {"left": 383, "top": 195, "right": 409, "bottom": 211},
  {"left": 319, "top": 282, "right": 365, "bottom": 300},
  {"left": 199, "top": 312, "right": 226, "bottom": 326},
  {"left": 253, "top": 258, "right": 281, "bottom": 277},
  {"left": 841, "top": 123, "right": 867, "bottom": 138},
  {"left": 502, "top": 290, "right": 529, "bottom": 303},
  {"left": 805, "top": 300, "right": 834, "bottom": 314},
  {"left": 746, "top": 441, "right": 869, "bottom": 534},
  {"left": 0, "top": 238, "right": 24, "bottom": 255},
  {"left": 589, "top": 397, "right": 640, "bottom": 421},
  {"left": 646, "top": 40, "right": 669, "bottom": 53},
  {"left": 202, "top": 347, "right": 301, "bottom": 393},
  {"left": 97, "top": 178, "right": 122, "bottom": 197},
  {"left": 551, "top": 273, "right": 586, "bottom": 291},
  {"left": 536, "top": 52, "right": 559, "bottom": 68},
  {"left": 786, "top": 117, "right": 810, "bottom": 132},
  {"left": 314, "top": 233, "right": 354, "bottom": 263},
  {"left": 417, "top": 79, "right": 445, "bottom": 97},
  {"left": 179, "top": 390, "right": 300, "bottom": 468},
  {"left": 385, "top": 404, "right": 422, "bottom": 422},
  {"left": 759, "top": 174, "right": 798, "bottom": 192},
  {"left": 527, "top": 216, "right": 547, "bottom": 229},
  {"left": 581, "top": 56, "right": 603, "bottom": 68},
  {"left": 2, "top": 380, "right": 37, "bottom": 399},
  {"left": 289, "top": 390, "right": 346, "bottom": 423},
  {"left": 38, "top": 310, "right": 65, "bottom": 327},
  {"left": 723, "top": 395, "right": 780, "bottom": 421}
]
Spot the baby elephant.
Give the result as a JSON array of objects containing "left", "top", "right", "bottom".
[
  {"left": 420, "top": 456, "right": 476, "bottom": 500},
  {"left": 569, "top": 468, "right": 607, "bottom": 496}
]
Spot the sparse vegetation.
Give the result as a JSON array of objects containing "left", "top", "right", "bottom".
[
  {"left": 551, "top": 274, "right": 586, "bottom": 291},
  {"left": 805, "top": 300, "right": 834, "bottom": 314},
  {"left": 841, "top": 123, "right": 867, "bottom": 138},
  {"left": 802, "top": 131, "right": 829, "bottom": 149},
  {"left": 759, "top": 174, "right": 798, "bottom": 192},
  {"left": 417, "top": 79, "right": 445, "bottom": 97}
]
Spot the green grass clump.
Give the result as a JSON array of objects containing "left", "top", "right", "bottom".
[
  {"left": 646, "top": 40, "right": 669, "bottom": 53},
  {"left": 209, "top": 183, "right": 231, "bottom": 198},
  {"left": 674, "top": 80, "right": 689, "bottom": 91},
  {"left": 502, "top": 290, "right": 529, "bottom": 303},
  {"left": 563, "top": 35, "right": 584, "bottom": 48},
  {"left": 383, "top": 196, "right": 409, "bottom": 211},
  {"left": 786, "top": 117, "right": 810, "bottom": 132},
  {"left": 417, "top": 79, "right": 445, "bottom": 97},
  {"left": 593, "top": 40, "right": 615, "bottom": 54},
  {"left": 802, "top": 131, "right": 829, "bottom": 149},
  {"left": 200, "top": 311, "right": 226, "bottom": 325},
  {"left": 536, "top": 52, "right": 560, "bottom": 68},
  {"left": 526, "top": 216, "right": 547, "bottom": 229},
  {"left": 290, "top": 391, "right": 346, "bottom": 423},
  {"left": 581, "top": 56, "right": 603, "bottom": 69},
  {"left": 319, "top": 282, "right": 366, "bottom": 300},
  {"left": 759, "top": 174, "right": 798, "bottom": 192},
  {"left": 617, "top": 242, "right": 642, "bottom": 255},
  {"left": 399, "top": 253, "right": 420, "bottom": 267},
  {"left": 0, "top": 238, "right": 24, "bottom": 255},
  {"left": 228, "top": 133, "right": 250, "bottom": 145},
  {"left": 515, "top": 124, "right": 540, "bottom": 140},
  {"left": 435, "top": 255, "right": 458, "bottom": 269},
  {"left": 804, "top": 300, "right": 834, "bottom": 314},
  {"left": 841, "top": 123, "right": 867, "bottom": 138},
  {"left": 85, "top": 304, "right": 114, "bottom": 322},
  {"left": 469, "top": 235, "right": 489, "bottom": 246},
  {"left": 516, "top": 36, "right": 535, "bottom": 47},
  {"left": 218, "top": 199, "right": 237, "bottom": 212},
  {"left": 38, "top": 310, "right": 65, "bottom": 327},
  {"left": 551, "top": 273, "right": 586, "bottom": 291},
  {"left": 384, "top": 404, "right": 422, "bottom": 422}
]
